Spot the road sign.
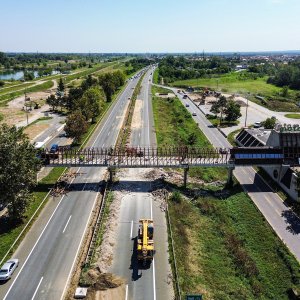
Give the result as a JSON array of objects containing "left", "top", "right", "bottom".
[{"left": 186, "top": 295, "right": 202, "bottom": 300}]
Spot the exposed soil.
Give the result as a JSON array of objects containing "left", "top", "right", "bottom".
[
  {"left": 131, "top": 99, "right": 143, "bottom": 129},
  {"left": 155, "top": 92, "right": 175, "bottom": 98},
  {"left": 0, "top": 79, "right": 57, "bottom": 126},
  {"left": 23, "top": 123, "right": 49, "bottom": 140}
]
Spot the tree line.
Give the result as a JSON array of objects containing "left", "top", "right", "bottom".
[
  {"left": 158, "top": 56, "right": 231, "bottom": 84},
  {"left": 267, "top": 62, "right": 300, "bottom": 90},
  {"left": 47, "top": 70, "right": 126, "bottom": 143}
]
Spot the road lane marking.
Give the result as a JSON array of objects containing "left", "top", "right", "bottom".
[
  {"left": 125, "top": 284, "right": 128, "bottom": 300},
  {"left": 31, "top": 277, "right": 43, "bottom": 300},
  {"left": 153, "top": 258, "right": 156, "bottom": 300},
  {"left": 150, "top": 199, "right": 153, "bottom": 219},
  {"left": 130, "top": 220, "right": 133, "bottom": 239},
  {"left": 91, "top": 83, "right": 132, "bottom": 147},
  {"left": 60, "top": 187, "right": 101, "bottom": 300},
  {"left": 62, "top": 215, "right": 72, "bottom": 233},
  {"left": 3, "top": 168, "right": 81, "bottom": 300}
]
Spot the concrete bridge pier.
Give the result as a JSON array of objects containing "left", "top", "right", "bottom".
[
  {"left": 183, "top": 165, "right": 189, "bottom": 188},
  {"left": 227, "top": 166, "right": 235, "bottom": 187},
  {"left": 108, "top": 167, "right": 114, "bottom": 183}
]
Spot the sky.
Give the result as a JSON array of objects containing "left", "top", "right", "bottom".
[{"left": 0, "top": 0, "right": 300, "bottom": 53}]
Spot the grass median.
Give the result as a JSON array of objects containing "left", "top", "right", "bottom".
[{"left": 152, "top": 85, "right": 300, "bottom": 299}]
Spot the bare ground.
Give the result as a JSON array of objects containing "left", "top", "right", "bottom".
[{"left": 0, "top": 79, "right": 57, "bottom": 126}]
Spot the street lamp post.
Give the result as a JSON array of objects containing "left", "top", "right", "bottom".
[{"left": 244, "top": 93, "right": 249, "bottom": 127}]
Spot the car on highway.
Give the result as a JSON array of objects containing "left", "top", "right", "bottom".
[
  {"left": 0, "top": 259, "right": 19, "bottom": 281},
  {"left": 192, "top": 112, "right": 197, "bottom": 116},
  {"left": 183, "top": 94, "right": 188, "bottom": 99},
  {"left": 185, "top": 104, "right": 190, "bottom": 107}
]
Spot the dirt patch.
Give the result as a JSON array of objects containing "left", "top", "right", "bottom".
[
  {"left": 155, "top": 92, "right": 175, "bottom": 98},
  {"left": 94, "top": 190, "right": 125, "bottom": 273},
  {"left": 23, "top": 123, "right": 49, "bottom": 140},
  {"left": 84, "top": 270, "right": 125, "bottom": 300},
  {"left": 131, "top": 99, "right": 143, "bottom": 129}
]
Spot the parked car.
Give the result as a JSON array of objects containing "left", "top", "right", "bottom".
[
  {"left": 253, "top": 122, "right": 262, "bottom": 128},
  {"left": 0, "top": 259, "right": 19, "bottom": 281}
]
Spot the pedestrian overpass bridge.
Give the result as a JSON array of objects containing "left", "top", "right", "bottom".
[{"left": 42, "top": 146, "right": 290, "bottom": 169}]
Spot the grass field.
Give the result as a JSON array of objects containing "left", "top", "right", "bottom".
[
  {"left": 152, "top": 84, "right": 300, "bottom": 299},
  {"left": 285, "top": 113, "right": 300, "bottom": 119},
  {"left": 153, "top": 68, "right": 159, "bottom": 84},
  {"left": 169, "top": 186, "right": 300, "bottom": 300},
  {"left": 171, "top": 72, "right": 300, "bottom": 112},
  {"left": 0, "top": 80, "right": 54, "bottom": 106},
  {"left": 171, "top": 72, "right": 282, "bottom": 96},
  {"left": 152, "top": 86, "right": 211, "bottom": 148}
]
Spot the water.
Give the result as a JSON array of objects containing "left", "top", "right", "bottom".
[{"left": 0, "top": 70, "right": 60, "bottom": 80}]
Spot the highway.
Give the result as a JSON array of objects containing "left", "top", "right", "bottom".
[
  {"left": 172, "top": 88, "right": 300, "bottom": 262},
  {"left": 0, "top": 76, "right": 141, "bottom": 300},
  {"left": 109, "top": 68, "right": 173, "bottom": 300}
]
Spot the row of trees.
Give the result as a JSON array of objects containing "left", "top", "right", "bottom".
[
  {"left": 66, "top": 71, "right": 125, "bottom": 142},
  {"left": 158, "top": 56, "right": 231, "bottom": 83},
  {"left": 267, "top": 63, "right": 300, "bottom": 90}
]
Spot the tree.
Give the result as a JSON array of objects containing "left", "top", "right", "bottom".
[
  {"left": 64, "top": 111, "right": 88, "bottom": 143},
  {"left": 98, "top": 73, "right": 116, "bottom": 102},
  {"left": 46, "top": 94, "right": 59, "bottom": 111},
  {"left": 77, "top": 87, "right": 105, "bottom": 123},
  {"left": 210, "top": 95, "right": 227, "bottom": 124},
  {"left": 0, "top": 124, "right": 38, "bottom": 219},
  {"left": 264, "top": 117, "right": 276, "bottom": 129},
  {"left": 67, "top": 87, "right": 83, "bottom": 111},
  {"left": 224, "top": 100, "right": 241, "bottom": 122}
]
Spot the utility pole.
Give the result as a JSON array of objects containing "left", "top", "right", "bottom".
[
  {"left": 244, "top": 94, "right": 249, "bottom": 127},
  {"left": 24, "top": 89, "right": 29, "bottom": 125}
]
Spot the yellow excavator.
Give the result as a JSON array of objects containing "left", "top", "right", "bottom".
[{"left": 137, "top": 219, "right": 154, "bottom": 265}]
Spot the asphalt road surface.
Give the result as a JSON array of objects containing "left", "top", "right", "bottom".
[
  {"left": 0, "top": 76, "right": 141, "bottom": 300},
  {"left": 110, "top": 67, "right": 173, "bottom": 300}
]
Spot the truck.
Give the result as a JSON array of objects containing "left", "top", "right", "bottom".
[{"left": 137, "top": 219, "right": 154, "bottom": 265}]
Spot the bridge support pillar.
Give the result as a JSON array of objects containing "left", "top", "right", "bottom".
[
  {"left": 109, "top": 168, "right": 114, "bottom": 183},
  {"left": 227, "top": 166, "right": 235, "bottom": 187},
  {"left": 183, "top": 166, "right": 189, "bottom": 188}
]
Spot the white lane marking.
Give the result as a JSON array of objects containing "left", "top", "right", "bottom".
[
  {"left": 82, "top": 179, "right": 88, "bottom": 191},
  {"left": 130, "top": 220, "right": 133, "bottom": 239},
  {"left": 150, "top": 199, "right": 153, "bottom": 219},
  {"left": 43, "top": 136, "right": 51, "bottom": 144},
  {"left": 125, "top": 284, "right": 128, "bottom": 300},
  {"left": 31, "top": 276, "right": 43, "bottom": 300},
  {"left": 107, "top": 131, "right": 110, "bottom": 136},
  {"left": 60, "top": 187, "right": 100, "bottom": 300},
  {"left": 3, "top": 168, "right": 81, "bottom": 300},
  {"left": 153, "top": 258, "right": 156, "bottom": 300},
  {"left": 62, "top": 215, "right": 72, "bottom": 233}
]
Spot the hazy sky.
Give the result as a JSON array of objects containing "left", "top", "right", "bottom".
[{"left": 1, "top": 0, "right": 299, "bottom": 53}]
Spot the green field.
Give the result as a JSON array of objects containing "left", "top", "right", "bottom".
[
  {"left": 285, "top": 113, "right": 300, "bottom": 119},
  {"left": 152, "top": 85, "right": 300, "bottom": 299},
  {"left": 171, "top": 72, "right": 300, "bottom": 112},
  {"left": 0, "top": 80, "right": 54, "bottom": 106},
  {"left": 169, "top": 187, "right": 300, "bottom": 300},
  {"left": 171, "top": 72, "right": 282, "bottom": 96},
  {"left": 152, "top": 86, "right": 211, "bottom": 148}
]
